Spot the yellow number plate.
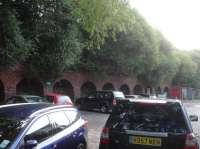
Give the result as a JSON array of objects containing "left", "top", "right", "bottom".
[{"left": 131, "top": 136, "right": 162, "bottom": 146}]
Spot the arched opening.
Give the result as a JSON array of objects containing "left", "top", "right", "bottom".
[
  {"left": 0, "top": 80, "right": 5, "bottom": 102},
  {"left": 16, "top": 78, "right": 44, "bottom": 96},
  {"left": 164, "top": 86, "right": 169, "bottom": 97},
  {"left": 81, "top": 81, "right": 96, "bottom": 97},
  {"left": 156, "top": 87, "right": 162, "bottom": 94},
  {"left": 120, "top": 84, "right": 130, "bottom": 95},
  {"left": 134, "top": 85, "right": 143, "bottom": 94},
  {"left": 145, "top": 86, "right": 153, "bottom": 94},
  {"left": 102, "top": 83, "right": 115, "bottom": 91},
  {"left": 53, "top": 79, "right": 74, "bottom": 100}
]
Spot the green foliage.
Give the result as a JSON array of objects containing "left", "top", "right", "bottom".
[
  {"left": 22, "top": 0, "right": 82, "bottom": 80},
  {"left": 172, "top": 51, "right": 197, "bottom": 86},
  {"left": 73, "top": 0, "right": 135, "bottom": 48},
  {"left": 0, "top": 4, "right": 32, "bottom": 68}
]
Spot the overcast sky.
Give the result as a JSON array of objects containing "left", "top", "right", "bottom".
[{"left": 129, "top": 0, "right": 200, "bottom": 50}]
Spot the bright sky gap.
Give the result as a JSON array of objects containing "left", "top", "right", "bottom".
[{"left": 129, "top": 0, "right": 200, "bottom": 50}]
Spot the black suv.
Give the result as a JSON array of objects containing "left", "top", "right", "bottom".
[
  {"left": 99, "top": 99, "right": 199, "bottom": 149},
  {"left": 75, "top": 91, "right": 125, "bottom": 113}
]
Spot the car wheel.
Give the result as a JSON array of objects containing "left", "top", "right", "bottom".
[
  {"left": 100, "top": 105, "right": 107, "bottom": 113},
  {"left": 77, "top": 143, "right": 86, "bottom": 149}
]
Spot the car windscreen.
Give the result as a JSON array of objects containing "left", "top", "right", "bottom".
[
  {"left": 113, "top": 92, "right": 125, "bottom": 99},
  {"left": 0, "top": 116, "right": 27, "bottom": 148},
  {"left": 110, "top": 102, "right": 188, "bottom": 134}
]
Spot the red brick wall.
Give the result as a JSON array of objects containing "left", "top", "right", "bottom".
[{"left": 0, "top": 69, "right": 170, "bottom": 100}]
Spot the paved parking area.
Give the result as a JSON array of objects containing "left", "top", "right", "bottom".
[{"left": 80, "top": 111, "right": 109, "bottom": 149}]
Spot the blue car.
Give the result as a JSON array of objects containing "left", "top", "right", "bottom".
[{"left": 0, "top": 103, "right": 88, "bottom": 149}]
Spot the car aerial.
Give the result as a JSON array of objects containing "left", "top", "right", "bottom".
[
  {"left": 0, "top": 103, "right": 88, "bottom": 149},
  {"left": 99, "top": 99, "right": 199, "bottom": 149},
  {"left": 75, "top": 91, "right": 125, "bottom": 113},
  {"left": 45, "top": 93, "right": 73, "bottom": 106},
  {"left": 4, "top": 95, "right": 49, "bottom": 104}
]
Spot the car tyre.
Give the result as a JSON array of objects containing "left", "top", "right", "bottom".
[
  {"left": 77, "top": 143, "right": 86, "bottom": 149},
  {"left": 100, "top": 105, "right": 107, "bottom": 113}
]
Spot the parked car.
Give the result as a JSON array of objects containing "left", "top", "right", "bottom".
[
  {"left": 99, "top": 99, "right": 199, "bottom": 149},
  {"left": 75, "top": 91, "right": 125, "bottom": 113},
  {"left": 45, "top": 93, "right": 73, "bottom": 105},
  {"left": 0, "top": 103, "right": 88, "bottom": 149},
  {"left": 5, "top": 95, "right": 49, "bottom": 104}
]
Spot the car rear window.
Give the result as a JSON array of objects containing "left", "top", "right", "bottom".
[{"left": 110, "top": 102, "right": 188, "bottom": 134}]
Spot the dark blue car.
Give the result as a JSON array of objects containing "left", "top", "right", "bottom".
[{"left": 0, "top": 103, "right": 88, "bottom": 149}]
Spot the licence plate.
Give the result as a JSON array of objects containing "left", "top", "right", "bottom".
[{"left": 130, "top": 136, "right": 162, "bottom": 146}]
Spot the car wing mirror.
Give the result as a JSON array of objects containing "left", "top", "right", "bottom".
[
  {"left": 189, "top": 115, "right": 198, "bottom": 122},
  {"left": 24, "top": 139, "right": 38, "bottom": 149}
]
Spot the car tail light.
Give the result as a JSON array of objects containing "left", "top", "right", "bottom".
[
  {"left": 184, "top": 133, "right": 199, "bottom": 149},
  {"left": 113, "top": 99, "right": 117, "bottom": 106},
  {"left": 100, "top": 127, "right": 110, "bottom": 145}
]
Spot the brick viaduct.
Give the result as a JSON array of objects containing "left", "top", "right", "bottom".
[{"left": 0, "top": 67, "right": 169, "bottom": 102}]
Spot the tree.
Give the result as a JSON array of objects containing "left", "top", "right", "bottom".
[
  {"left": 73, "top": 0, "right": 135, "bottom": 48},
  {"left": 21, "top": 0, "right": 82, "bottom": 80},
  {"left": 0, "top": 2, "right": 32, "bottom": 69},
  {"left": 172, "top": 51, "right": 197, "bottom": 86}
]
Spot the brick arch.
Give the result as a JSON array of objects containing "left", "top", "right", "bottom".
[
  {"left": 120, "top": 84, "right": 130, "bottom": 95},
  {"left": 16, "top": 78, "right": 44, "bottom": 96},
  {"left": 102, "top": 83, "right": 115, "bottom": 91},
  {"left": 81, "top": 81, "right": 96, "bottom": 97},
  {"left": 53, "top": 79, "right": 74, "bottom": 101},
  {"left": 0, "top": 80, "right": 5, "bottom": 102},
  {"left": 133, "top": 84, "right": 143, "bottom": 94}
]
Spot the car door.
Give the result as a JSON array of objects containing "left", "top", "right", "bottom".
[
  {"left": 19, "top": 112, "right": 72, "bottom": 149},
  {"left": 18, "top": 115, "right": 54, "bottom": 149},
  {"left": 47, "top": 111, "right": 74, "bottom": 149}
]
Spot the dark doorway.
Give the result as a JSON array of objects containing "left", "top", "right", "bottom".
[
  {"left": 81, "top": 81, "right": 96, "bottom": 97},
  {"left": 53, "top": 80, "right": 74, "bottom": 100},
  {"left": 120, "top": 84, "right": 130, "bottom": 95},
  {"left": 164, "top": 86, "right": 169, "bottom": 97},
  {"left": 156, "top": 87, "right": 162, "bottom": 94},
  {"left": 134, "top": 85, "right": 143, "bottom": 94},
  {"left": 16, "top": 78, "right": 44, "bottom": 96},
  {"left": 0, "top": 80, "right": 5, "bottom": 102},
  {"left": 102, "top": 83, "right": 115, "bottom": 91}
]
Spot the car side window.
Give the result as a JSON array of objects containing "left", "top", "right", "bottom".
[
  {"left": 65, "top": 110, "right": 79, "bottom": 124},
  {"left": 48, "top": 111, "right": 70, "bottom": 135},
  {"left": 25, "top": 115, "right": 52, "bottom": 143}
]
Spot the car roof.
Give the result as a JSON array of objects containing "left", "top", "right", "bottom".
[
  {"left": 0, "top": 103, "right": 73, "bottom": 119},
  {"left": 97, "top": 90, "right": 122, "bottom": 93},
  {"left": 45, "top": 93, "right": 69, "bottom": 97},
  {"left": 9, "top": 95, "right": 42, "bottom": 98},
  {"left": 127, "top": 98, "right": 182, "bottom": 104}
]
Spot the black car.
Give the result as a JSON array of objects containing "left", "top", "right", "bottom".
[
  {"left": 75, "top": 91, "right": 125, "bottom": 113},
  {"left": 99, "top": 99, "right": 199, "bottom": 149}
]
